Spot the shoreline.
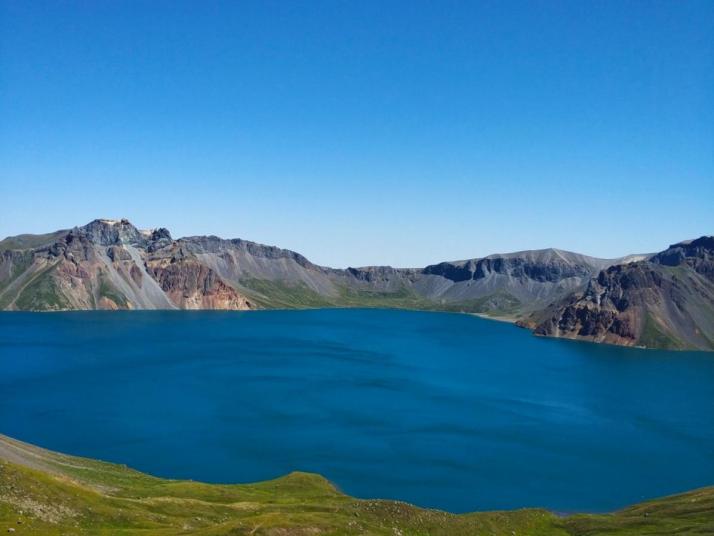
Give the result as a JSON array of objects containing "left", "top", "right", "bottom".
[
  {"left": 470, "top": 312, "right": 518, "bottom": 324},
  {"left": 0, "top": 432, "right": 712, "bottom": 523}
]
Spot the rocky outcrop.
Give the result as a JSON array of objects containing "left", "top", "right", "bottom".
[
  {"left": 529, "top": 237, "right": 714, "bottom": 350},
  {"left": 423, "top": 250, "right": 595, "bottom": 283},
  {"left": 79, "top": 219, "right": 147, "bottom": 246},
  {"left": 149, "top": 256, "right": 252, "bottom": 310},
  {"left": 652, "top": 236, "right": 714, "bottom": 279},
  {"left": 405, "top": 248, "right": 626, "bottom": 315}
]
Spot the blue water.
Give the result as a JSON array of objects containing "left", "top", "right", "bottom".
[{"left": 0, "top": 309, "right": 713, "bottom": 513}]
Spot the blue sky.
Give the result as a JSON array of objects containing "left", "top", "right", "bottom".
[{"left": 1, "top": 1, "right": 712, "bottom": 267}]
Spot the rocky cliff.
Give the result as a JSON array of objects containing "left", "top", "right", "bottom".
[{"left": 527, "top": 237, "right": 714, "bottom": 350}]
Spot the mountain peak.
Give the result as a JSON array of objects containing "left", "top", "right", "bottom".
[
  {"left": 652, "top": 235, "right": 714, "bottom": 266},
  {"left": 74, "top": 219, "right": 173, "bottom": 247},
  {"left": 77, "top": 218, "right": 144, "bottom": 246}
]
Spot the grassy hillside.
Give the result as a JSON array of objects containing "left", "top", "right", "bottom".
[
  {"left": 0, "top": 231, "right": 68, "bottom": 252},
  {"left": 13, "top": 264, "right": 70, "bottom": 311},
  {"left": 239, "top": 278, "right": 521, "bottom": 319},
  {"left": 238, "top": 278, "right": 439, "bottom": 311},
  {"left": 0, "top": 434, "right": 712, "bottom": 535}
]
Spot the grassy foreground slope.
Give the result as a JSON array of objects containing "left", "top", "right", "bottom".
[{"left": 0, "top": 434, "right": 713, "bottom": 535}]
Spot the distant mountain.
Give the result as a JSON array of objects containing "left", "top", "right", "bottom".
[
  {"left": 0, "top": 218, "right": 625, "bottom": 314},
  {"left": 1, "top": 218, "right": 711, "bottom": 350}
]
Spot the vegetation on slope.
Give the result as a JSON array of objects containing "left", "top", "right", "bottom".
[
  {"left": 240, "top": 278, "right": 521, "bottom": 319},
  {"left": 97, "top": 273, "right": 129, "bottom": 308},
  {"left": 0, "top": 231, "right": 69, "bottom": 252},
  {"left": 239, "top": 279, "right": 336, "bottom": 309},
  {"left": 239, "top": 278, "right": 437, "bottom": 311},
  {"left": 0, "top": 434, "right": 713, "bottom": 535},
  {"left": 639, "top": 313, "right": 686, "bottom": 350},
  {"left": 433, "top": 291, "right": 522, "bottom": 316},
  {"left": 333, "top": 285, "right": 435, "bottom": 310},
  {"left": 0, "top": 257, "right": 35, "bottom": 310},
  {"left": 14, "top": 265, "right": 69, "bottom": 311}
]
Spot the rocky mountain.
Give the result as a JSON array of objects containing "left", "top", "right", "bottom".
[
  {"left": 1, "top": 218, "right": 711, "bottom": 350},
  {"left": 0, "top": 218, "right": 623, "bottom": 314},
  {"left": 0, "top": 220, "right": 250, "bottom": 311},
  {"left": 526, "top": 237, "right": 714, "bottom": 351}
]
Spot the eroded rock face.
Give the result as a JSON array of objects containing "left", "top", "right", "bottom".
[
  {"left": 532, "top": 238, "right": 714, "bottom": 350},
  {"left": 423, "top": 250, "right": 597, "bottom": 283},
  {"left": 79, "top": 219, "right": 146, "bottom": 247},
  {"left": 652, "top": 236, "right": 714, "bottom": 280},
  {"left": 181, "top": 235, "right": 317, "bottom": 270},
  {"left": 346, "top": 266, "right": 418, "bottom": 283},
  {"left": 533, "top": 294, "right": 639, "bottom": 346},
  {"left": 423, "top": 261, "right": 473, "bottom": 282},
  {"left": 149, "top": 257, "right": 251, "bottom": 310},
  {"left": 107, "top": 246, "right": 132, "bottom": 262},
  {"left": 129, "top": 264, "right": 143, "bottom": 287},
  {"left": 0, "top": 219, "right": 253, "bottom": 312}
]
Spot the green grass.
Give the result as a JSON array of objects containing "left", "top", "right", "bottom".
[
  {"left": 559, "top": 486, "right": 714, "bottom": 535},
  {"left": 239, "top": 278, "right": 435, "bottom": 310},
  {"left": 240, "top": 278, "right": 521, "bottom": 319},
  {"left": 0, "top": 253, "right": 35, "bottom": 308},
  {"left": 13, "top": 264, "right": 70, "bottom": 311},
  {"left": 239, "top": 279, "right": 336, "bottom": 309},
  {"left": 332, "top": 284, "right": 435, "bottom": 309},
  {"left": 0, "top": 434, "right": 713, "bottom": 535},
  {"left": 639, "top": 313, "right": 685, "bottom": 350},
  {"left": 98, "top": 273, "right": 129, "bottom": 308},
  {"left": 434, "top": 292, "right": 522, "bottom": 316},
  {"left": 0, "top": 231, "right": 68, "bottom": 252}
]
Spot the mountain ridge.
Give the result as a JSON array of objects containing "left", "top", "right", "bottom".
[{"left": 1, "top": 218, "right": 712, "bottom": 351}]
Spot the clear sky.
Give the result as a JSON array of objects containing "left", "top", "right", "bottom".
[{"left": 1, "top": 1, "right": 712, "bottom": 267}]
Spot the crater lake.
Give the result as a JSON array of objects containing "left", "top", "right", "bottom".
[{"left": 1, "top": 309, "right": 713, "bottom": 513}]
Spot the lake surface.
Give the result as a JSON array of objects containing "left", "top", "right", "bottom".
[{"left": 1, "top": 309, "right": 713, "bottom": 513}]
